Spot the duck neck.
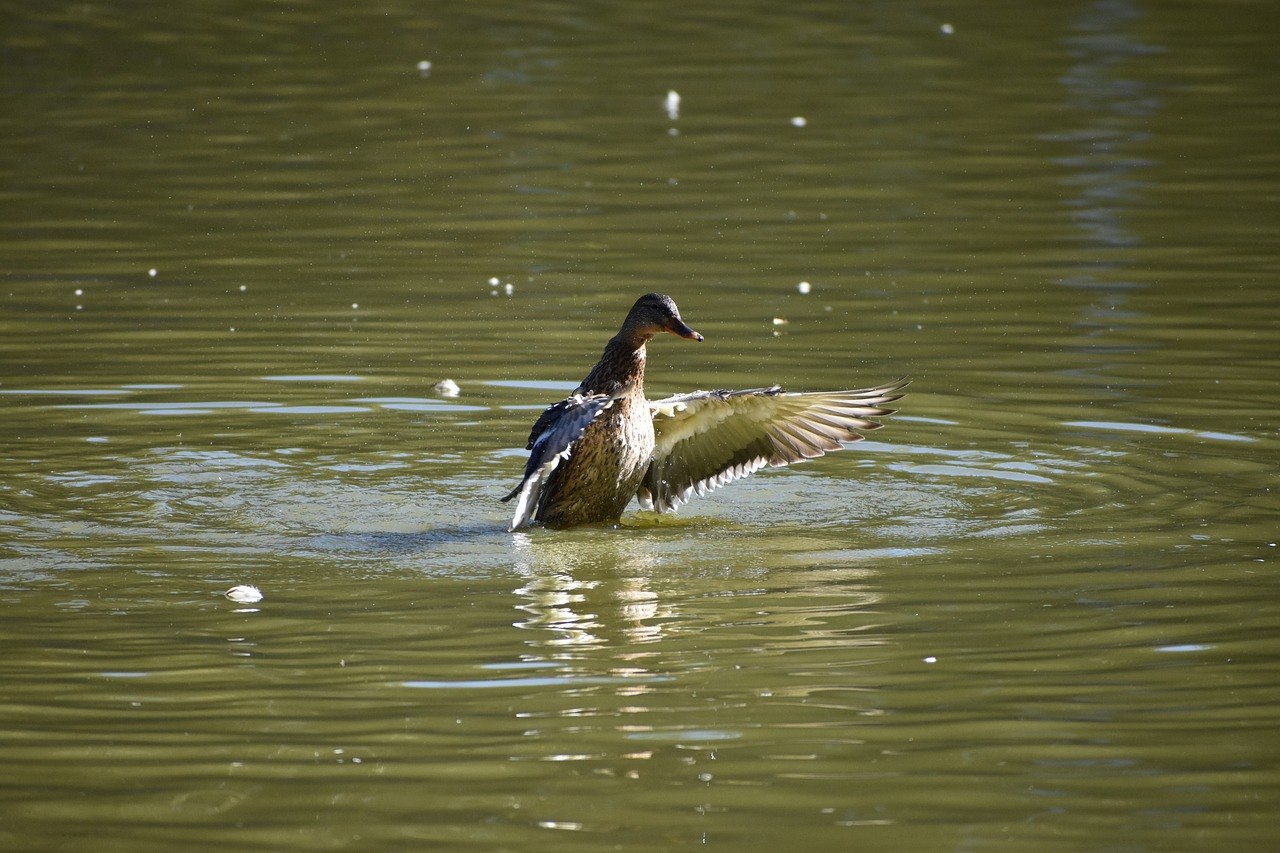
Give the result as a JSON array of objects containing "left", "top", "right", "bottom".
[{"left": 578, "top": 333, "right": 648, "bottom": 396}]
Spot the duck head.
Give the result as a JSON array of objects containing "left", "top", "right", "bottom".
[{"left": 621, "top": 293, "right": 703, "bottom": 345}]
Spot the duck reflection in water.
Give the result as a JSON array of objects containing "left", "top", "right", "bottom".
[
  {"left": 503, "top": 293, "right": 908, "bottom": 530},
  {"left": 511, "top": 531, "right": 668, "bottom": 649}
]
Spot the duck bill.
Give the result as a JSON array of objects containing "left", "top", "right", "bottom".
[{"left": 666, "top": 318, "right": 703, "bottom": 342}]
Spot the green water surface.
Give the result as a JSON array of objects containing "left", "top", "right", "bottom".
[{"left": 2, "top": 1, "right": 1278, "bottom": 850}]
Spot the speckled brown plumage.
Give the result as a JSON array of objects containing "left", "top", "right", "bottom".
[
  {"left": 503, "top": 293, "right": 700, "bottom": 529},
  {"left": 532, "top": 394, "right": 654, "bottom": 527},
  {"left": 502, "top": 293, "right": 907, "bottom": 530}
]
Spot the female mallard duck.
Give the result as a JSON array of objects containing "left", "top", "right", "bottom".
[{"left": 502, "top": 293, "right": 907, "bottom": 530}]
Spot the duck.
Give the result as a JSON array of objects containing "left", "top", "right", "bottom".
[{"left": 502, "top": 293, "right": 907, "bottom": 530}]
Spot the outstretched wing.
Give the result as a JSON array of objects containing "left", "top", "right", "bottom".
[
  {"left": 502, "top": 394, "right": 616, "bottom": 530},
  {"left": 638, "top": 377, "right": 908, "bottom": 513}
]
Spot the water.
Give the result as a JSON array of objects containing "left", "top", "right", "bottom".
[{"left": 3, "top": 1, "right": 1278, "bottom": 849}]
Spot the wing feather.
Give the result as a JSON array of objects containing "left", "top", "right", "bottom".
[
  {"left": 502, "top": 394, "right": 615, "bottom": 530},
  {"left": 638, "top": 377, "right": 908, "bottom": 513}
]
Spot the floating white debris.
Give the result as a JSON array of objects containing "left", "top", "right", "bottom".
[
  {"left": 417, "top": 60, "right": 433, "bottom": 72},
  {"left": 351, "top": 302, "right": 359, "bottom": 309},
  {"left": 924, "top": 656, "right": 938, "bottom": 663},
  {"left": 940, "top": 23, "right": 955, "bottom": 35},
  {"left": 225, "top": 585, "right": 263, "bottom": 603},
  {"left": 239, "top": 284, "right": 247, "bottom": 292},
  {"left": 771, "top": 317, "right": 788, "bottom": 326},
  {"left": 665, "top": 89, "right": 680, "bottom": 120},
  {"left": 488, "top": 276, "right": 500, "bottom": 286},
  {"left": 74, "top": 288, "right": 84, "bottom": 296},
  {"left": 433, "top": 378, "right": 461, "bottom": 397},
  {"left": 148, "top": 268, "right": 157, "bottom": 277},
  {"left": 667, "top": 127, "right": 679, "bottom": 137},
  {"left": 790, "top": 116, "right": 807, "bottom": 127},
  {"left": 797, "top": 281, "right": 811, "bottom": 294}
]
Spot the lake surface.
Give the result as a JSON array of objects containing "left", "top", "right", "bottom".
[{"left": 3, "top": 0, "right": 1278, "bottom": 849}]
